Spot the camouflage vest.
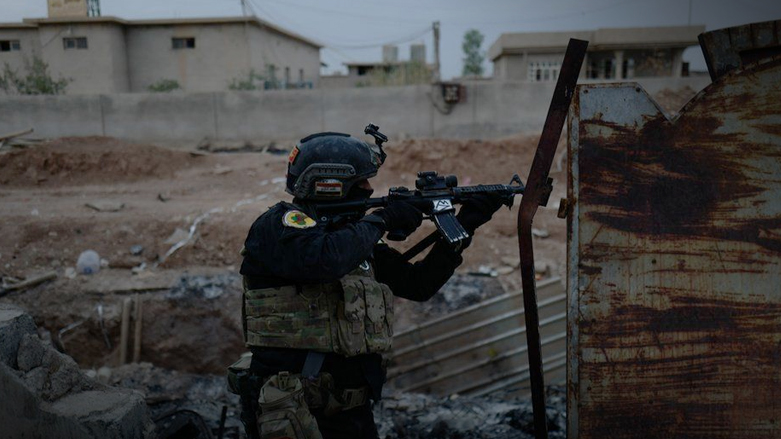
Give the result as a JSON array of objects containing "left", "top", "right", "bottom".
[{"left": 242, "top": 261, "right": 394, "bottom": 356}]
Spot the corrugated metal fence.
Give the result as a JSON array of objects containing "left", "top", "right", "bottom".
[{"left": 387, "top": 277, "right": 566, "bottom": 398}]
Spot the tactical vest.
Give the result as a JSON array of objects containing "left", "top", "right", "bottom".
[{"left": 243, "top": 262, "right": 394, "bottom": 356}]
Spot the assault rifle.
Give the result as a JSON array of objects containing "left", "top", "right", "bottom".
[{"left": 314, "top": 170, "right": 548, "bottom": 260}]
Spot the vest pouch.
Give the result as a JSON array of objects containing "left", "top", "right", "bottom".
[
  {"left": 335, "top": 276, "right": 368, "bottom": 356},
  {"left": 258, "top": 372, "right": 322, "bottom": 439},
  {"left": 363, "top": 280, "right": 393, "bottom": 352},
  {"left": 244, "top": 286, "right": 331, "bottom": 351},
  {"left": 226, "top": 352, "right": 253, "bottom": 395}
]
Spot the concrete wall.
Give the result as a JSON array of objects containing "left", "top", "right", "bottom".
[{"left": 0, "top": 77, "right": 711, "bottom": 142}]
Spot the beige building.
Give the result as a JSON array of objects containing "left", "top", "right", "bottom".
[
  {"left": 321, "top": 44, "right": 434, "bottom": 88},
  {"left": 489, "top": 25, "right": 705, "bottom": 82},
  {"left": 0, "top": 15, "right": 321, "bottom": 94}
]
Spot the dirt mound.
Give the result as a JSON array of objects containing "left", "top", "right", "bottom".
[
  {"left": 0, "top": 136, "right": 200, "bottom": 187},
  {"left": 378, "top": 135, "right": 542, "bottom": 190}
]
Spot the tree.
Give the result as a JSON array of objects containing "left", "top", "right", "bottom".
[
  {"left": 461, "top": 29, "right": 485, "bottom": 77},
  {"left": 0, "top": 57, "right": 70, "bottom": 95}
]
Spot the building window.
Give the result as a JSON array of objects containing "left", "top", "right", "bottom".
[
  {"left": 0, "top": 40, "right": 21, "bottom": 52},
  {"left": 63, "top": 37, "right": 88, "bottom": 50},
  {"left": 603, "top": 59, "right": 614, "bottom": 79},
  {"left": 172, "top": 37, "right": 195, "bottom": 49},
  {"left": 284, "top": 67, "right": 291, "bottom": 84},
  {"left": 299, "top": 68, "right": 304, "bottom": 83},
  {"left": 622, "top": 58, "right": 635, "bottom": 79},
  {"left": 528, "top": 61, "right": 561, "bottom": 82},
  {"left": 587, "top": 60, "right": 599, "bottom": 79}
]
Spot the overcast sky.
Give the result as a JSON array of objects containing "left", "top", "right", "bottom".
[{"left": 3, "top": 0, "right": 780, "bottom": 79}]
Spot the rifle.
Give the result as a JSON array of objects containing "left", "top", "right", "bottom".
[{"left": 314, "top": 170, "right": 540, "bottom": 260}]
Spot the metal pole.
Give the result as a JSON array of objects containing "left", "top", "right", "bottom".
[
  {"left": 433, "top": 21, "right": 441, "bottom": 82},
  {"left": 518, "top": 38, "right": 588, "bottom": 439},
  {"left": 119, "top": 297, "right": 132, "bottom": 365}
]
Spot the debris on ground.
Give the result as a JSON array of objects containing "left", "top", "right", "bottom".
[
  {"left": 105, "top": 362, "right": 243, "bottom": 439},
  {"left": 85, "top": 200, "right": 126, "bottom": 212},
  {"left": 0, "top": 271, "right": 57, "bottom": 297},
  {"left": 76, "top": 250, "right": 101, "bottom": 275},
  {"left": 374, "top": 386, "right": 567, "bottom": 439},
  {"left": 0, "top": 128, "right": 44, "bottom": 151}
]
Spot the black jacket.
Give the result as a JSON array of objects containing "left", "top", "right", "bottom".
[{"left": 240, "top": 201, "right": 465, "bottom": 398}]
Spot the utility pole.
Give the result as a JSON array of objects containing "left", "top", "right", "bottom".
[
  {"left": 241, "top": 0, "right": 253, "bottom": 78},
  {"left": 433, "top": 21, "right": 441, "bottom": 82}
]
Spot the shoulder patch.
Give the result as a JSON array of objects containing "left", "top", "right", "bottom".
[{"left": 283, "top": 210, "right": 317, "bottom": 229}]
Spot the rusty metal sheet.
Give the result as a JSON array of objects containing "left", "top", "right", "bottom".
[
  {"left": 567, "top": 55, "right": 781, "bottom": 438},
  {"left": 700, "top": 19, "right": 781, "bottom": 80}
]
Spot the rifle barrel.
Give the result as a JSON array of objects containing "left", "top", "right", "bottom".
[{"left": 315, "top": 181, "right": 523, "bottom": 215}]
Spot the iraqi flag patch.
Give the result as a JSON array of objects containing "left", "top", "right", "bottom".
[
  {"left": 314, "top": 179, "right": 343, "bottom": 197},
  {"left": 282, "top": 210, "right": 317, "bottom": 229}
]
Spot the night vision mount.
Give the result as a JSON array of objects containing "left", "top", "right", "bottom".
[{"left": 364, "top": 123, "right": 388, "bottom": 165}]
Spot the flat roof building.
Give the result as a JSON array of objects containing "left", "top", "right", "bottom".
[
  {"left": 320, "top": 44, "right": 434, "bottom": 88},
  {"left": 489, "top": 25, "right": 705, "bottom": 82},
  {"left": 0, "top": 15, "right": 321, "bottom": 94}
]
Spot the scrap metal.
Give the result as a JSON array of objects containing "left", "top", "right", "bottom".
[
  {"left": 567, "top": 21, "right": 781, "bottom": 439},
  {"left": 518, "top": 38, "right": 588, "bottom": 439}
]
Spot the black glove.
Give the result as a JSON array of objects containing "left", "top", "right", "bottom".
[
  {"left": 374, "top": 200, "right": 423, "bottom": 240},
  {"left": 456, "top": 193, "right": 505, "bottom": 234}
]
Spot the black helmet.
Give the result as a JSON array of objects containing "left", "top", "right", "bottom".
[{"left": 286, "top": 132, "right": 385, "bottom": 201}]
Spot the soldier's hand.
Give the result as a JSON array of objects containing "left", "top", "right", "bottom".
[
  {"left": 376, "top": 200, "right": 423, "bottom": 240},
  {"left": 457, "top": 193, "right": 505, "bottom": 234}
]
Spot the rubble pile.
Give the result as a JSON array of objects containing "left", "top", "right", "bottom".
[
  {"left": 375, "top": 387, "right": 567, "bottom": 439},
  {"left": 0, "top": 303, "right": 155, "bottom": 439},
  {"left": 106, "top": 363, "right": 243, "bottom": 439}
]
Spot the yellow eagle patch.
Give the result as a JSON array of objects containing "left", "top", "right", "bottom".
[{"left": 282, "top": 210, "right": 317, "bottom": 229}]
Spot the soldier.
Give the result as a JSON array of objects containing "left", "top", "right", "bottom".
[{"left": 231, "top": 131, "right": 503, "bottom": 439}]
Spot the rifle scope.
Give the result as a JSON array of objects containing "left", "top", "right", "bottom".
[{"left": 416, "top": 171, "right": 458, "bottom": 191}]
